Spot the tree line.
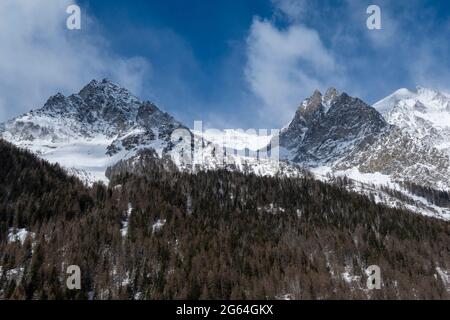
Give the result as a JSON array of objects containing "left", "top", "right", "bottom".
[{"left": 0, "top": 141, "right": 449, "bottom": 299}]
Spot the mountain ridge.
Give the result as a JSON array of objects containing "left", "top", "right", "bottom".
[
  {"left": 1, "top": 80, "right": 450, "bottom": 219},
  {"left": 276, "top": 86, "right": 450, "bottom": 219}
]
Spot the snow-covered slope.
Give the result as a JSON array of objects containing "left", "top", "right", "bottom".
[
  {"left": 276, "top": 87, "right": 450, "bottom": 220},
  {"left": 374, "top": 86, "right": 450, "bottom": 156},
  {"left": 0, "top": 79, "right": 187, "bottom": 183},
  {"left": 312, "top": 166, "right": 450, "bottom": 220},
  {"left": 192, "top": 128, "right": 272, "bottom": 152},
  {"left": 0, "top": 79, "right": 299, "bottom": 184}
]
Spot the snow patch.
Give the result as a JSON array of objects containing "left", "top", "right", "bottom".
[
  {"left": 121, "top": 203, "right": 133, "bottom": 237},
  {"left": 8, "top": 228, "right": 35, "bottom": 245},
  {"left": 152, "top": 219, "right": 166, "bottom": 233}
]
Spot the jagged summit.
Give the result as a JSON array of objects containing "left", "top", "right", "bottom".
[
  {"left": 280, "top": 89, "right": 388, "bottom": 163},
  {"left": 0, "top": 79, "right": 291, "bottom": 185},
  {"left": 10, "top": 78, "right": 177, "bottom": 137},
  {"left": 78, "top": 78, "right": 139, "bottom": 104},
  {"left": 297, "top": 89, "right": 322, "bottom": 120},
  {"left": 297, "top": 87, "right": 340, "bottom": 112},
  {"left": 323, "top": 87, "right": 340, "bottom": 108},
  {"left": 0, "top": 79, "right": 186, "bottom": 183}
]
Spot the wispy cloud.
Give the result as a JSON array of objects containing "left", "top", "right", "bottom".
[
  {"left": 0, "top": 0, "right": 150, "bottom": 121},
  {"left": 244, "top": 14, "right": 340, "bottom": 125}
]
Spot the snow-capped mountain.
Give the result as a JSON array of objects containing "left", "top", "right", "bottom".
[
  {"left": 0, "top": 79, "right": 298, "bottom": 183},
  {"left": 279, "top": 88, "right": 389, "bottom": 165},
  {"left": 1, "top": 79, "right": 449, "bottom": 219},
  {"left": 341, "top": 86, "right": 450, "bottom": 190},
  {"left": 374, "top": 86, "right": 450, "bottom": 156},
  {"left": 277, "top": 87, "right": 450, "bottom": 219},
  {"left": 0, "top": 79, "right": 187, "bottom": 182}
]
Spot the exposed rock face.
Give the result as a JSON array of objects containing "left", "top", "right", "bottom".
[
  {"left": 370, "top": 87, "right": 450, "bottom": 188},
  {"left": 0, "top": 79, "right": 302, "bottom": 184},
  {"left": 1, "top": 79, "right": 186, "bottom": 146},
  {"left": 274, "top": 87, "right": 450, "bottom": 219},
  {"left": 278, "top": 87, "right": 450, "bottom": 190},
  {"left": 0, "top": 79, "right": 187, "bottom": 182},
  {"left": 280, "top": 88, "right": 389, "bottom": 165}
]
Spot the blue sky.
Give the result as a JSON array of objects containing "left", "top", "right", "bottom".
[{"left": 1, "top": 0, "right": 450, "bottom": 128}]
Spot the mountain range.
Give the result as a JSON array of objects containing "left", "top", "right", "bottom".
[{"left": 1, "top": 79, "right": 450, "bottom": 220}]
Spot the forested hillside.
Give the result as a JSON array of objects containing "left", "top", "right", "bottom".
[{"left": 0, "top": 140, "right": 449, "bottom": 299}]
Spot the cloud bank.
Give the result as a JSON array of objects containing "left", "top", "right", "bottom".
[{"left": 0, "top": 0, "right": 150, "bottom": 121}]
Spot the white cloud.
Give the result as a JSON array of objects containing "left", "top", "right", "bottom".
[
  {"left": 245, "top": 17, "right": 337, "bottom": 125},
  {"left": 0, "top": 0, "right": 150, "bottom": 121}
]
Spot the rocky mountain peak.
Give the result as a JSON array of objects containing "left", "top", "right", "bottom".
[
  {"left": 299, "top": 89, "right": 323, "bottom": 116},
  {"left": 323, "top": 87, "right": 340, "bottom": 108},
  {"left": 280, "top": 89, "right": 389, "bottom": 164},
  {"left": 79, "top": 78, "right": 130, "bottom": 96},
  {"left": 77, "top": 78, "right": 140, "bottom": 112},
  {"left": 297, "top": 87, "right": 341, "bottom": 118},
  {"left": 1, "top": 78, "right": 185, "bottom": 145},
  {"left": 0, "top": 79, "right": 192, "bottom": 183}
]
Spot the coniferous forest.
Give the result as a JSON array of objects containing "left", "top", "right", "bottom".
[{"left": 0, "top": 140, "right": 449, "bottom": 300}]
